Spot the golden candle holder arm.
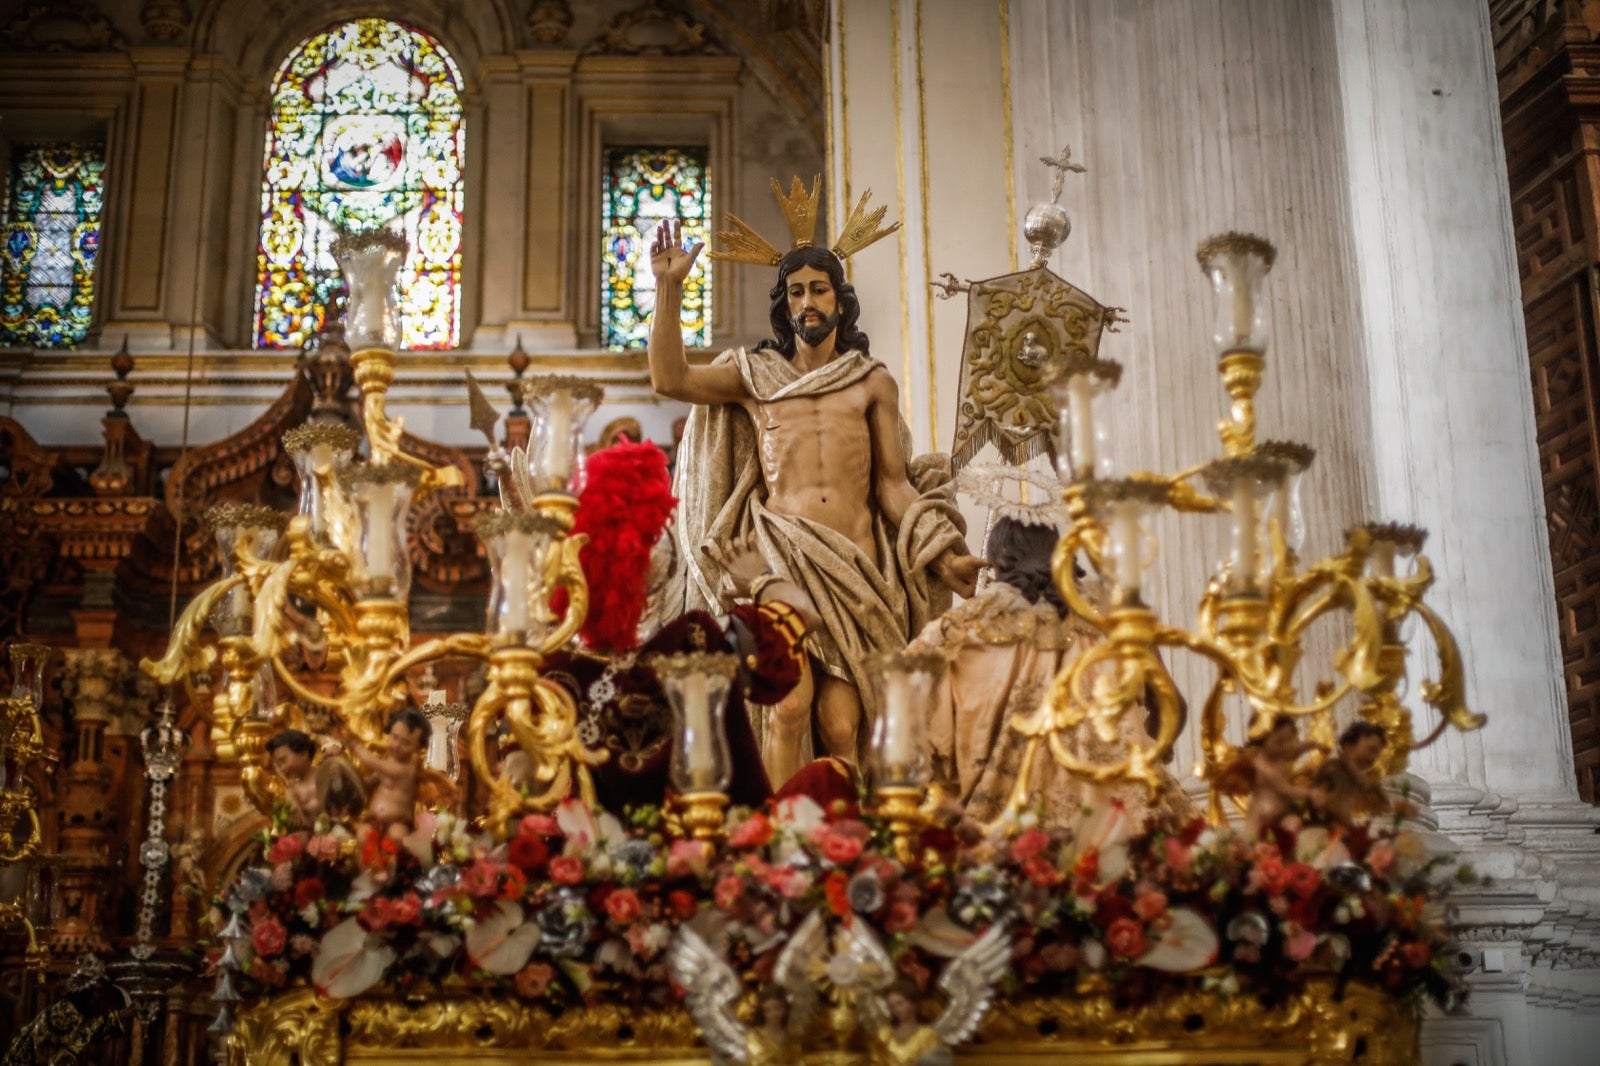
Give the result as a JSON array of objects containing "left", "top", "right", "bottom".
[
  {"left": 351, "top": 346, "right": 465, "bottom": 503},
  {"left": 0, "top": 901, "right": 46, "bottom": 973},
  {"left": 138, "top": 574, "right": 242, "bottom": 686},
  {"left": 536, "top": 531, "right": 590, "bottom": 657}
]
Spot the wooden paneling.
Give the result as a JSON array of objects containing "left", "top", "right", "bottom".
[{"left": 1496, "top": 0, "right": 1600, "bottom": 802}]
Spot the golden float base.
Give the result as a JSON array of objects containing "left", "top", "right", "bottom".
[{"left": 229, "top": 979, "right": 1418, "bottom": 1065}]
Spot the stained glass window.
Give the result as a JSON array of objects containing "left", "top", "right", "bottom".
[
  {"left": 601, "top": 147, "right": 710, "bottom": 350},
  {"left": 0, "top": 143, "right": 105, "bottom": 348},
  {"left": 254, "top": 19, "right": 464, "bottom": 350}
]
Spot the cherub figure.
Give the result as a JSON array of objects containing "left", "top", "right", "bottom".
[
  {"left": 169, "top": 828, "right": 209, "bottom": 898},
  {"left": 1310, "top": 721, "right": 1415, "bottom": 828},
  {"left": 267, "top": 728, "right": 365, "bottom": 830},
  {"left": 1220, "top": 714, "right": 1324, "bottom": 838},
  {"left": 859, "top": 922, "right": 1009, "bottom": 1066},
  {"left": 875, "top": 979, "right": 955, "bottom": 1066},
  {"left": 667, "top": 917, "right": 821, "bottom": 1066},
  {"left": 343, "top": 709, "right": 431, "bottom": 839}
]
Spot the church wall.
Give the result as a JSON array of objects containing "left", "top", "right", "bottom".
[{"left": 0, "top": 0, "right": 825, "bottom": 453}]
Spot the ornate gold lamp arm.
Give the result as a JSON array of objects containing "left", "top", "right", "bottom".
[
  {"left": 537, "top": 530, "right": 590, "bottom": 656},
  {"left": 349, "top": 347, "right": 464, "bottom": 500},
  {"left": 138, "top": 574, "right": 244, "bottom": 687}
]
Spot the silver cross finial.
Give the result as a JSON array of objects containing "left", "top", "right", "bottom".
[{"left": 1040, "top": 145, "right": 1087, "bottom": 202}]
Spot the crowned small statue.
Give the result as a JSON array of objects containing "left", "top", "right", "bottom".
[{"left": 649, "top": 177, "right": 983, "bottom": 770}]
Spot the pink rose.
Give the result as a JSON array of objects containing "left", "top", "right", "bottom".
[
  {"left": 666, "top": 840, "right": 712, "bottom": 880},
  {"left": 714, "top": 873, "right": 745, "bottom": 911},
  {"left": 251, "top": 914, "right": 287, "bottom": 958},
  {"left": 270, "top": 862, "right": 294, "bottom": 892},
  {"left": 266, "top": 833, "right": 306, "bottom": 864},
  {"left": 462, "top": 859, "right": 502, "bottom": 898},
  {"left": 306, "top": 834, "right": 342, "bottom": 862},
  {"left": 288, "top": 933, "right": 318, "bottom": 958},
  {"left": 763, "top": 865, "right": 810, "bottom": 900},
  {"left": 728, "top": 812, "right": 774, "bottom": 849},
  {"left": 818, "top": 832, "right": 863, "bottom": 866},
  {"left": 1040, "top": 941, "right": 1080, "bottom": 971},
  {"left": 1283, "top": 921, "right": 1317, "bottom": 961},
  {"left": 520, "top": 813, "right": 560, "bottom": 837},
  {"left": 1163, "top": 836, "right": 1194, "bottom": 873},
  {"left": 389, "top": 893, "right": 422, "bottom": 926},
  {"left": 883, "top": 901, "right": 919, "bottom": 933},
  {"left": 1132, "top": 890, "right": 1168, "bottom": 921},
  {"left": 514, "top": 960, "right": 556, "bottom": 997},
  {"left": 549, "top": 855, "right": 585, "bottom": 885},
  {"left": 1366, "top": 841, "right": 1397, "bottom": 875},
  {"left": 1010, "top": 829, "right": 1051, "bottom": 862}
]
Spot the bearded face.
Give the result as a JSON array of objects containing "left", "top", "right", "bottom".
[{"left": 790, "top": 307, "right": 841, "bottom": 346}]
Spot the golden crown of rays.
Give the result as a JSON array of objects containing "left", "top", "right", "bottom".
[{"left": 707, "top": 174, "right": 902, "bottom": 266}]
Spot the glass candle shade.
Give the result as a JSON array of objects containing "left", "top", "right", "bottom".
[
  {"left": 1196, "top": 233, "right": 1277, "bottom": 356},
  {"left": 1204, "top": 456, "right": 1289, "bottom": 596},
  {"left": 477, "top": 511, "right": 563, "bottom": 646},
  {"left": 522, "top": 375, "right": 604, "bottom": 495},
  {"left": 202, "top": 505, "right": 288, "bottom": 636},
  {"left": 283, "top": 423, "right": 361, "bottom": 547},
  {"left": 9, "top": 643, "right": 49, "bottom": 709},
  {"left": 653, "top": 652, "right": 738, "bottom": 794},
  {"left": 340, "top": 463, "right": 420, "bottom": 601},
  {"left": 1256, "top": 441, "right": 1316, "bottom": 556},
  {"left": 868, "top": 651, "right": 943, "bottom": 790},
  {"left": 1357, "top": 522, "right": 1427, "bottom": 580},
  {"left": 1084, "top": 480, "right": 1167, "bottom": 604},
  {"left": 422, "top": 700, "right": 469, "bottom": 779},
  {"left": 1046, "top": 353, "right": 1122, "bottom": 482},
  {"left": 331, "top": 229, "right": 408, "bottom": 351}
]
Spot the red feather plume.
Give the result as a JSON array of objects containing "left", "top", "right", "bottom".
[{"left": 553, "top": 439, "right": 677, "bottom": 653}]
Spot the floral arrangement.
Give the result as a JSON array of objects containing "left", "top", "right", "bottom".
[{"left": 209, "top": 795, "right": 1468, "bottom": 1012}]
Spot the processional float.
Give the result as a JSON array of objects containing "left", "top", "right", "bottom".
[{"left": 128, "top": 155, "right": 1483, "bottom": 1064}]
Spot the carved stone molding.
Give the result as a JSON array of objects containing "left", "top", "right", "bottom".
[
  {"left": 525, "top": 0, "right": 572, "bottom": 46},
  {"left": 1, "top": 1, "right": 128, "bottom": 52},
  {"left": 139, "top": 0, "right": 189, "bottom": 40},
  {"left": 583, "top": 0, "right": 722, "bottom": 56}
]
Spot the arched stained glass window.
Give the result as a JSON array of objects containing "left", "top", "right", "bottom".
[
  {"left": 0, "top": 143, "right": 105, "bottom": 348},
  {"left": 255, "top": 19, "right": 464, "bottom": 350},
  {"left": 601, "top": 147, "right": 710, "bottom": 351}
]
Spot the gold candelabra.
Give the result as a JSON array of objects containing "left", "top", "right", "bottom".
[
  {"left": 1002, "top": 231, "right": 1486, "bottom": 816},
  {"left": 1, "top": 642, "right": 51, "bottom": 971},
  {"left": 141, "top": 232, "right": 605, "bottom": 838}
]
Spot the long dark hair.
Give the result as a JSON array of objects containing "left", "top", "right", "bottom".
[
  {"left": 990, "top": 517, "right": 1067, "bottom": 615},
  {"left": 756, "top": 246, "right": 871, "bottom": 358}
]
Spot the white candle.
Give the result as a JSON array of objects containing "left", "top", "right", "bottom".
[
  {"left": 882, "top": 676, "right": 915, "bottom": 772},
  {"left": 1067, "top": 373, "right": 1097, "bottom": 477},
  {"left": 683, "top": 672, "right": 715, "bottom": 790},
  {"left": 1231, "top": 481, "right": 1259, "bottom": 592},
  {"left": 366, "top": 482, "right": 394, "bottom": 587},
  {"left": 1108, "top": 504, "right": 1144, "bottom": 600},
  {"left": 1230, "top": 271, "right": 1254, "bottom": 349},
  {"left": 501, "top": 529, "right": 531, "bottom": 633},
  {"left": 544, "top": 390, "right": 574, "bottom": 487},
  {"left": 1369, "top": 540, "right": 1396, "bottom": 579}
]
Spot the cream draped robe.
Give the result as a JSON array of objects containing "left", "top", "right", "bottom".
[{"left": 666, "top": 347, "right": 968, "bottom": 747}]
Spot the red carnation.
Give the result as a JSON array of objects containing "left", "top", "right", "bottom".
[
  {"left": 824, "top": 871, "right": 851, "bottom": 918},
  {"left": 1401, "top": 940, "right": 1432, "bottom": 969},
  {"left": 509, "top": 834, "right": 550, "bottom": 872},
  {"left": 728, "top": 812, "right": 774, "bottom": 849},
  {"left": 884, "top": 900, "right": 919, "bottom": 933},
  {"left": 292, "top": 877, "right": 326, "bottom": 910},
  {"left": 668, "top": 889, "right": 699, "bottom": 920},
  {"left": 1105, "top": 917, "right": 1147, "bottom": 959},
  {"left": 389, "top": 893, "right": 422, "bottom": 926},
  {"left": 1010, "top": 829, "right": 1051, "bottom": 863},
  {"left": 605, "top": 888, "right": 643, "bottom": 925},
  {"left": 1286, "top": 862, "right": 1322, "bottom": 899}
]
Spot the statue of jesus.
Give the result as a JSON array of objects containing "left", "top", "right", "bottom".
[{"left": 648, "top": 212, "right": 983, "bottom": 765}]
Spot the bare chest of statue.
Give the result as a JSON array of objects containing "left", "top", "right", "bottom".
[{"left": 748, "top": 378, "right": 876, "bottom": 551}]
